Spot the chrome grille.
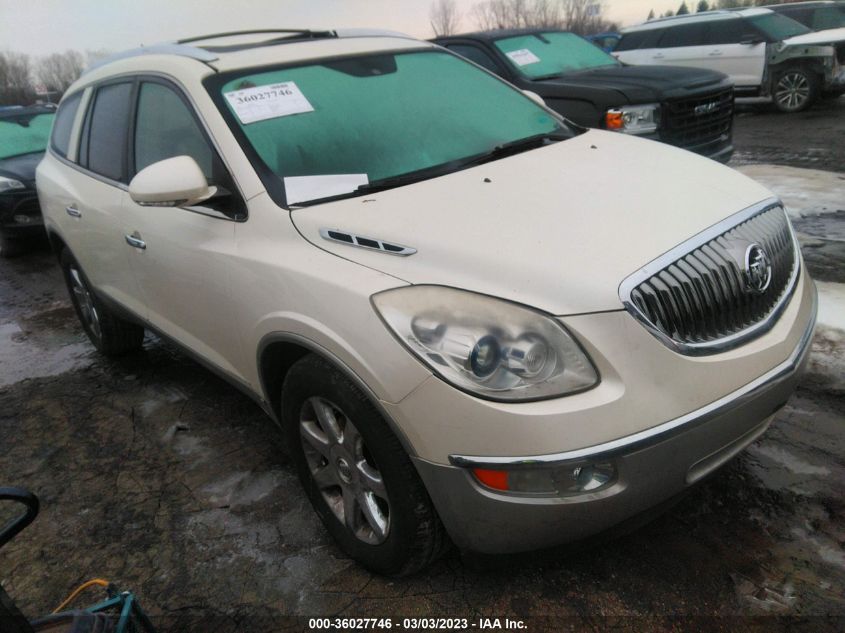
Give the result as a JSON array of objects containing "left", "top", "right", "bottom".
[{"left": 620, "top": 201, "right": 799, "bottom": 355}]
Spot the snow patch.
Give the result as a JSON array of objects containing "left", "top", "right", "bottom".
[
  {"left": 815, "top": 281, "right": 845, "bottom": 332},
  {"left": 735, "top": 165, "right": 845, "bottom": 220}
]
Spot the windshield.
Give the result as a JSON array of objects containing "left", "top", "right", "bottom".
[
  {"left": 809, "top": 6, "right": 845, "bottom": 30},
  {"left": 493, "top": 32, "right": 619, "bottom": 79},
  {"left": 0, "top": 112, "right": 54, "bottom": 160},
  {"left": 748, "top": 13, "right": 812, "bottom": 40},
  {"left": 209, "top": 50, "right": 567, "bottom": 206}
]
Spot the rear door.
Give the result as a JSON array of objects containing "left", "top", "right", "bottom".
[
  {"left": 120, "top": 78, "right": 247, "bottom": 379},
  {"left": 651, "top": 22, "right": 713, "bottom": 68},
  {"left": 43, "top": 80, "right": 147, "bottom": 318}
]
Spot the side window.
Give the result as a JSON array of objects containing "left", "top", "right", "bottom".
[
  {"left": 706, "top": 20, "right": 748, "bottom": 45},
  {"left": 615, "top": 29, "right": 663, "bottom": 51},
  {"left": 447, "top": 44, "right": 502, "bottom": 74},
  {"left": 658, "top": 23, "right": 709, "bottom": 48},
  {"left": 133, "top": 82, "right": 213, "bottom": 181},
  {"left": 50, "top": 92, "right": 82, "bottom": 158},
  {"left": 81, "top": 82, "right": 133, "bottom": 181}
]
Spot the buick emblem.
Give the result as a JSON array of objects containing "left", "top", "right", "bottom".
[
  {"left": 695, "top": 101, "right": 719, "bottom": 115},
  {"left": 743, "top": 243, "right": 772, "bottom": 294}
]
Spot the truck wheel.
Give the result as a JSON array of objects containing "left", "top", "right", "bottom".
[
  {"left": 60, "top": 248, "right": 145, "bottom": 356},
  {"left": 281, "top": 354, "right": 448, "bottom": 576},
  {"left": 773, "top": 67, "right": 819, "bottom": 113}
]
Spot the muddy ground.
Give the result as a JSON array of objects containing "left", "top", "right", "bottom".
[{"left": 1, "top": 103, "right": 844, "bottom": 633}]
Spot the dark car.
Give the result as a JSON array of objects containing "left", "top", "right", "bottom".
[
  {"left": 0, "top": 105, "right": 55, "bottom": 256},
  {"left": 765, "top": 1, "right": 845, "bottom": 31},
  {"left": 432, "top": 29, "right": 735, "bottom": 162}
]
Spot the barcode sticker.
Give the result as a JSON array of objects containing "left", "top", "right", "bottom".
[{"left": 224, "top": 82, "right": 314, "bottom": 124}]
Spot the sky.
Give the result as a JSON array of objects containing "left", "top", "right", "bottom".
[{"left": 0, "top": 0, "right": 683, "bottom": 58}]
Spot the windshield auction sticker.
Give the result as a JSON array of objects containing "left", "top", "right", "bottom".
[
  {"left": 224, "top": 81, "right": 314, "bottom": 124},
  {"left": 505, "top": 48, "right": 541, "bottom": 66}
]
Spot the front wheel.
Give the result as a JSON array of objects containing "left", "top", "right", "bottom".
[
  {"left": 773, "top": 67, "right": 819, "bottom": 113},
  {"left": 281, "top": 354, "right": 448, "bottom": 575},
  {"left": 60, "top": 248, "right": 145, "bottom": 356}
]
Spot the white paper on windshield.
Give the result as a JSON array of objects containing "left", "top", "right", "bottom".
[
  {"left": 505, "top": 49, "right": 541, "bottom": 66},
  {"left": 284, "top": 174, "right": 369, "bottom": 205},
  {"left": 224, "top": 82, "right": 314, "bottom": 124}
]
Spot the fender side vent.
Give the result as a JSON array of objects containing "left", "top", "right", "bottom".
[{"left": 319, "top": 228, "right": 416, "bottom": 256}]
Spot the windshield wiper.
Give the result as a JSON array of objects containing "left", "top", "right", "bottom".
[{"left": 290, "top": 132, "right": 569, "bottom": 206}]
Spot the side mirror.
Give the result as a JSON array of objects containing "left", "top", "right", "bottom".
[
  {"left": 129, "top": 155, "right": 216, "bottom": 208},
  {"left": 522, "top": 90, "right": 546, "bottom": 106}
]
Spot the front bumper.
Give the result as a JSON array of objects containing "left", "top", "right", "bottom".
[{"left": 412, "top": 284, "right": 817, "bottom": 554}]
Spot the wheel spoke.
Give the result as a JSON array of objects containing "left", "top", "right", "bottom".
[
  {"left": 357, "top": 491, "right": 388, "bottom": 541},
  {"left": 313, "top": 399, "right": 343, "bottom": 443},
  {"left": 312, "top": 463, "right": 340, "bottom": 489},
  {"left": 341, "top": 419, "right": 362, "bottom": 457},
  {"left": 342, "top": 486, "right": 359, "bottom": 532},
  {"left": 357, "top": 460, "right": 387, "bottom": 499},
  {"left": 300, "top": 420, "right": 332, "bottom": 458}
]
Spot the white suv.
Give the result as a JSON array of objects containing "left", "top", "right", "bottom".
[
  {"left": 614, "top": 8, "right": 845, "bottom": 112},
  {"left": 37, "top": 29, "right": 817, "bottom": 575}
]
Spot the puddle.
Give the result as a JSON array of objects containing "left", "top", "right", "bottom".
[{"left": 0, "top": 307, "right": 94, "bottom": 388}]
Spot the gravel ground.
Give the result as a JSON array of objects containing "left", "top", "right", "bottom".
[{"left": 0, "top": 103, "right": 843, "bottom": 633}]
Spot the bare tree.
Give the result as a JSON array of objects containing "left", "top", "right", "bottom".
[
  {"left": 0, "top": 52, "right": 35, "bottom": 106},
  {"left": 430, "top": 0, "right": 462, "bottom": 36},
  {"left": 562, "top": 0, "right": 617, "bottom": 34},
  {"left": 472, "top": 0, "right": 564, "bottom": 30},
  {"left": 36, "top": 50, "right": 84, "bottom": 97}
]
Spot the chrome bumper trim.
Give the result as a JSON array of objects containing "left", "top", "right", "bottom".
[{"left": 449, "top": 280, "right": 816, "bottom": 470}]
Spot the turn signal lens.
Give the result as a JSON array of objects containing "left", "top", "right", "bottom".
[
  {"left": 605, "top": 111, "right": 624, "bottom": 130},
  {"left": 472, "top": 462, "right": 616, "bottom": 496}
]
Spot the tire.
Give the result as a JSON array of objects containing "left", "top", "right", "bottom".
[
  {"left": 281, "top": 354, "right": 448, "bottom": 576},
  {"left": 0, "top": 234, "right": 26, "bottom": 258},
  {"left": 60, "top": 248, "right": 145, "bottom": 356},
  {"left": 773, "top": 67, "right": 819, "bottom": 113}
]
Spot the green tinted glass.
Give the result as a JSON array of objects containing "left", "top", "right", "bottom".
[
  {"left": 748, "top": 14, "right": 811, "bottom": 40},
  {"left": 218, "top": 50, "right": 562, "bottom": 203},
  {"left": 0, "top": 113, "right": 55, "bottom": 160},
  {"left": 812, "top": 7, "right": 845, "bottom": 30},
  {"left": 494, "top": 32, "right": 618, "bottom": 79}
]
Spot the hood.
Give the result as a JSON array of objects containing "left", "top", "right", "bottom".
[
  {"left": 784, "top": 27, "right": 845, "bottom": 46},
  {"left": 543, "top": 64, "right": 730, "bottom": 103},
  {"left": 290, "top": 130, "right": 774, "bottom": 315},
  {"left": 0, "top": 152, "right": 43, "bottom": 186}
]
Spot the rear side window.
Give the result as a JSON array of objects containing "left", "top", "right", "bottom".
[
  {"left": 81, "top": 82, "right": 133, "bottom": 181},
  {"left": 133, "top": 82, "right": 213, "bottom": 181},
  {"left": 50, "top": 92, "right": 82, "bottom": 158},
  {"left": 447, "top": 44, "right": 502, "bottom": 74},
  {"left": 614, "top": 29, "right": 662, "bottom": 51},
  {"left": 705, "top": 20, "right": 750, "bottom": 45},
  {"left": 658, "top": 23, "right": 709, "bottom": 48}
]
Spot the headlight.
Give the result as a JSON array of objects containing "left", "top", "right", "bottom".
[
  {"left": 372, "top": 286, "right": 599, "bottom": 401},
  {"left": 605, "top": 104, "right": 660, "bottom": 135},
  {"left": 0, "top": 176, "right": 26, "bottom": 193}
]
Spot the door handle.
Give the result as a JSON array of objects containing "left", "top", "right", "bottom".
[
  {"left": 653, "top": 53, "right": 665, "bottom": 59},
  {"left": 65, "top": 205, "right": 81, "bottom": 218},
  {"left": 124, "top": 233, "right": 146, "bottom": 250},
  {"left": 709, "top": 50, "right": 723, "bottom": 56}
]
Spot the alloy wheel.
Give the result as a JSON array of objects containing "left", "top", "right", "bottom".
[
  {"left": 69, "top": 266, "right": 102, "bottom": 340},
  {"left": 299, "top": 396, "right": 390, "bottom": 545},
  {"left": 775, "top": 72, "right": 811, "bottom": 112}
]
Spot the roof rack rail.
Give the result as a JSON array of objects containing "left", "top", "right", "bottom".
[
  {"left": 83, "top": 44, "right": 218, "bottom": 75},
  {"left": 176, "top": 29, "right": 335, "bottom": 45}
]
